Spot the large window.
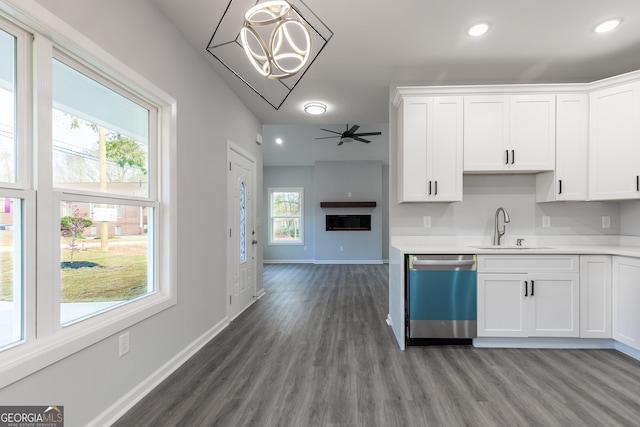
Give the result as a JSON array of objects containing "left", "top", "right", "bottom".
[
  {"left": 0, "top": 8, "right": 175, "bottom": 389},
  {"left": 268, "top": 188, "right": 303, "bottom": 244},
  {"left": 52, "top": 57, "right": 156, "bottom": 324}
]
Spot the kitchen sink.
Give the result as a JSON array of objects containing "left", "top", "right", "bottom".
[{"left": 473, "top": 245, "right": 552, "bottom": 250}]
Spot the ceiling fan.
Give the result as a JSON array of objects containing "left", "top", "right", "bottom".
[{"left": 316, "top": 124, "right": 381, "bottom": 146}]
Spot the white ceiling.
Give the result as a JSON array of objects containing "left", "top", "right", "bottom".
[{"left": 151, "top": 0, "right": 640, "bottom": 165}]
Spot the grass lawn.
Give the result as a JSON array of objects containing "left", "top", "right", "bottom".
[{"left": 1, "top": 236, "right": 149, "bottom": 303}]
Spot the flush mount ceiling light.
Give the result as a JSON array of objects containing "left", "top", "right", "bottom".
[
  {"left": 468, "top": 22, "right": 490, "bottom": 37},
  {"left": 275, "top": 137, "right": 283, "bottom": 144},
  {"left": 304, "top": 102, "right": 327, "bottom": 115},
  {"left": 595, "top": 18, "right": 621, "bottom": 33},
  {"left": 206, "top": 0, "right": 333, "bottom": 110},
  {"left": 240, "top": 1, "right": 311, "bottom": 79}
]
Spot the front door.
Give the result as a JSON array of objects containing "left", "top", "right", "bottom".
[{"left": 227, "top": 143, "right": 256, "bottom": 320}]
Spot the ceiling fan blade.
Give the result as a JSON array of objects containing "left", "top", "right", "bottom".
[
  {"left": 353, "top": 132, "right": 382, "bottom": 137},
  {"left": 337, "top": 140, "right": 345, "bottom": 146},
  {"left": 316, "top": 136, "right": 340, "bottom": 140},
  {"left": 347, "top": 124, "right": 360, "bottom": 134},
  {"left": 353, "top": 136, "right": 371, "bottom": 143},
  {"left": 320, "top": 129, "right": 343, "bottom": 135}
]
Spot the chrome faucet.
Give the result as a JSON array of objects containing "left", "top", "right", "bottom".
[{"left": 493, "top": 207, "right": 511, "bottom": 246}]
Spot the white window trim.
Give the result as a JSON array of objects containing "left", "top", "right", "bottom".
[
  {"left": 0, "top": 0, "right": 177, "bottom": 389},
  {"left": 268, "top": 187, "right": 304, "bottom": 245}
]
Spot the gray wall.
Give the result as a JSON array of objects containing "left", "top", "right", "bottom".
[
  {"left": 263, "top": 166, "right": 315, "bottom": 262},
  {"left": 0, "top": 1, "right": 262, "bottom": 425},
  {"left": 264, "top": 161, "right": 389, "bottom": 263},
  {"left": 315, "top": 161, "right": 383, "bottom": 263}
]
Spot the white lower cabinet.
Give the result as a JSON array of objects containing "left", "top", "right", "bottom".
[
  {"left": 579, "top": 256, "right": 612, "bottom": 338},
  {"left": 477, "top": 255, "right": 580, "bottom": 338},
  {"left": 612, "top": 256, "right": 640, "bottom": 350}
]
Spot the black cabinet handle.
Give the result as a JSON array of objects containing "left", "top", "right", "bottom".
[
  {"left": 531, "top": 280, "right": 535, "bottom": 296},
  {"left": 434, "top": 180, "right": 438, "bottom": 195},
  {"left": 511, "top": 150, "right": 515, "bottom": 164},
  {"left": 637, "top": 176, "right": 639, "bottom": 192},
  {"left": 428, "top": 180, "right": 432, "bottom": 195},
  {"left": 524, "top": 281, "right": 528, "bottom": 297},
  {"left": 505, "top": 150, "right": 509, "bottom": 165},
  {"left": 559, "top": 180, "right": 562, "bottom": 194}
]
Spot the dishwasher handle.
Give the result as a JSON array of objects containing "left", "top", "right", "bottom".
[{"left": 412, "top": 259, "right": 475, "bottom": 267}]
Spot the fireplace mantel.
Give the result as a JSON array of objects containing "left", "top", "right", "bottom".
[{"left": 320, "top": 201, "right": 376, "bottom": 208}]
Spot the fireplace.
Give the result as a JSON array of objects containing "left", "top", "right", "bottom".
[{"left": 325, "top": 214, "right": 371, "bottom": 231}]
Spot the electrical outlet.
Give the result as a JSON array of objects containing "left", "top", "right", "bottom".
[
  {"left": 347, "top": 192, "right": 352, "bottom": 198},
  {"left": 602, "top": 215, "right": 611, "bottom": 228},
  {"left": 119, "top": 332, "right": 130, "bottom": 357},
  {"left": 423, "top": 216, "right": 431, "bottom": 228},
  {"left": 542, "top": 216, "right": 551, "bottom": 228},
  {"left": 339, "top": 245, "right": 344, "bottom": 252}
]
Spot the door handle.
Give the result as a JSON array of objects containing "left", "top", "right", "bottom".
[
  {"left": 531, "top": 280, "right": 535, "bottom": 296},
  {"left": 558, "top": 179, "right": 562, "bottom": 195},
  {"left": 428, "top": 180, "right": 432, "bottom": 195},
  {"left": 434, "top": 180, "right": 438, "bottom": 195},
  {"left": 524, "top": 281, "right": 528, "bottom": 297},
  {"left": 251, "top": 240, "right": 258, "bottom": 245},
  {"left": 511, "top": 150, "right": 515, "bottom": 164},
  {"left": 505, "top": 150, "right": 509, "bottom": 165}
]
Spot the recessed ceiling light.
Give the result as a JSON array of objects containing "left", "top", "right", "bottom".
[
  {"left": 304, "top": 102, "right": 327, "bottom": 115},
  {"left": 275, "top": 138, "right": 283, "bottom": 145},
  {"left": 595, "top": 18, "right": 621, "bottom": 33},
  {"left": 468, "top": 22, "right": 489, "bottom": 37}
]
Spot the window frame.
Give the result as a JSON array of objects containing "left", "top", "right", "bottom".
[
  {"left": 0, "top": 5, "right": 177, "bottom": 390},
  {"left": 268, "top": 187, "right": 304, "bottom": 245}
]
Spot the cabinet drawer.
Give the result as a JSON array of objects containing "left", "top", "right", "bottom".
[{"left": 478, "top": 255, "right": 579, "bottom": 274}]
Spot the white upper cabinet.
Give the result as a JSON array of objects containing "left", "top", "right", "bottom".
[
  {"left": 464, "top": 94, "right": 556, "bottom": 173},
  {"left": 536, "top": 94, "right": 588, "bottom": 202},
  {"left": 396, "top": 95, "right": 463, "bottom": 202},
  {"left": 589, "top": 82, "right": 640, "bottom": 200}
]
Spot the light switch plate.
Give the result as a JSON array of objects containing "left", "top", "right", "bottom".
[
  {"left": 542, "top": 216, "right": 551, "bottom": 228},
  {"left": 602, "top": 216, "right": 611, "bottom": 228},
  {"left": 423, "top": 216, "right": 431, "bottom": 228}
]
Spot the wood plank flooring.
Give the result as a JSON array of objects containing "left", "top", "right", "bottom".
[{"left": 114, "top": 263, "right": 640, "bottom": 426}]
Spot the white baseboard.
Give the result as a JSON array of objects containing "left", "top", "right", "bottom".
[
  {"left": 88, "top": 317, "right": 230, "bottom": 427},
  {"left": 263, "top": 259, "right": 315, "bottom": 264},
  {"left": 314, "top": 259, "right": 384, "bottom": 265},
  {"left": 614, "top": 341, "right": 640, "bottom": 361}
]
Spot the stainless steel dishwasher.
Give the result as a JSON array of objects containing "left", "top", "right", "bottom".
[{"left": 406, "top": 254, "right": 477, "bottom": 343}]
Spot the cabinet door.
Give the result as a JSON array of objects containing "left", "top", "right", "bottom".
[
  {"left": 589, "top": 82, "right": 640, "bottom": 200},
  {"left": 430, "top": 97, "right": 463, "bottom": 201},
  {"left": 463, "top": 96, "right": 509, "bottom": 172},
  {"left": 397, "top": 96, "right": 462, "bottom": 202},
  {"left": 397, "top": 97, "right": 430, "bottom": 202},
  {"left": 477, "top": 273, "right": 527, "bottom": 337},
  {"left": 580, "top": 256, "right": 612, "bottom": 338},
  {"left": 527, "top": 274, "right": 580, "bottom": 337},
  {"left": 510, "top": 95, "right": 556, "bottom": 171},
  {"left": 612, "top": 257, "right": 640, "bottom": 350},
  {"left": 536, "top": 94, "right": 587, "bottom": 202}
]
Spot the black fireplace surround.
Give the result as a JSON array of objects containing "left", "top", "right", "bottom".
[{"left": 325, "top": 214, "right": 371, "bottom": 231}]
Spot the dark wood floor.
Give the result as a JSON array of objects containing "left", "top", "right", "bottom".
[{"left": 115, "top": 263, "right": 640, "bottom": 426}]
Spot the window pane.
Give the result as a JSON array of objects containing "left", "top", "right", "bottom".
[
  {"left": 52, "top": 59, "right": 149, "bottom": 197},
  {"left": 272, "top": 217, "right": 300, "bottom": 242},
  {"left": 0, "top": 29, "right": 16, "bottom": 183},
  {"left": 59, "top": 201, "right": 153, "bottom": 325},
  {"left": 0, "top": 197, "right": 22, "bottom": 348},
  {"left": 271, "top": 191, "right": 300, "bottom": 216}
]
